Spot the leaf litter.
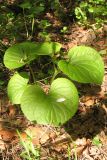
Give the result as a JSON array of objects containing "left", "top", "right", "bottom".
[{"left": 0, "top": 24, "right": 107, "bottom": 160}]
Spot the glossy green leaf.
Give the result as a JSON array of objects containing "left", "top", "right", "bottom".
[
  {"left": 58, "top": 46, "right": 104, "bottom": 84},
  {"left": 34, "top": 42, "right": 62, "bottom": 56},
  {"left": 21, "top": 78, "right": 79, "bottom": 126},
  {"left": 4, "top": 42, "right": 38, "bottom": 69},
  {"left": 8, "top": 72, "right": 29, "bottom": 104},
  {"left": 4, "top": 42, "right": 62, "bottom": 69}
]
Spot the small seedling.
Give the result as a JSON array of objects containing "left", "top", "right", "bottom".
[
  {"left": 92, "top": 135, "right": 102, "bottom": 147},
  {"left": 38, "top": 20, "right": 51, "bottom": 30},
  {"left": 17, "top": 130, "right": 40, "bottom": 160},
  {"left": 60, "top": 26, "right": 68, "bottom": 34}
]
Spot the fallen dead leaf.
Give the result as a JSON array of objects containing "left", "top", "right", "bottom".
[
  {"left": 49, "top": 132, "right": 57, "bottom": 141},
  {"left": 89, "top": 145, "right": 101, "bottom": 156},
  {"left": 80, "top": 95, "right": 95, "bottom": 106},
  {"left": 53, "top": 143, "right": 68, "bottom": 152},
  {"left": 0, "top": 135, "right": 6, "bottom": 150},
  {"left": 96, "top": 40, "right": 105, "bottom": 49},
  {"left": 52, "top": 134, "right": 71, "bottom": 146},
  {"left": 25, "top": 126, "right": 50, "bottom": 145},
  {"left": 84, "top": 99, "right": 95, "bottom": 107},
  {"left": 0, "top": 129, "right": 16, "bottom": 141},
  {"left": 71, "top": 145, "right": 86, "bottom": 156},
  {"left": 75, "top": 138, "right": 87, "bottom": 146},
  {"left": 8, "top": 105, "right": 16, "bottom": 118},
  {"left": 99, "top": 131, "right": 107, "bottom": 144},
  {"left": 20, "top": 131, "right": 40, "bottom": 146}
]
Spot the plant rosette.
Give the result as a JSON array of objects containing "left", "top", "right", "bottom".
[{"left": 4, "top": 42, "right": 104, "bottom": 126}]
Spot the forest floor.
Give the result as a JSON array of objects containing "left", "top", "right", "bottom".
[{"left": 0, "top": 13, "right": 107, "bottom": 160}]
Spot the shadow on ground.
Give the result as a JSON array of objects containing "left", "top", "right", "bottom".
[{"left": 64, "top": 101, "right": 107, "bottom": 140}]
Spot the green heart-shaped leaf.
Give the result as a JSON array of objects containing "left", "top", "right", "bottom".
[
  {"left": 8, "top": 72, "right": 29, "bottom": 104},
  {"left": 4, "top": 42, "right": 62, "bottom": 69},
  {"left": 58, "top": 46, "right": 104, "bottom": 84},
  {"left": 4, "top": 42, "right": 38, "bottom": 69},
  {"left": 34, "top": 42, "right": 62, "bottom": 56},
  {"left": 21, "top": 78, "right": 79, "bottom": 126}
]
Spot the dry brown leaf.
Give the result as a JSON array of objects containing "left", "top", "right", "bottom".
[
  {"left": 75, "top": 138, "right": 87, "bottom": 146},
  {"left": 96, "top": 40, "right": 105, "bottom": 50},
  {"left": 73, "top": 146, "right": 86, "bottom": 156},
  {"left": 84, "top": 99, "right": 95, "bottom": 106},
  {"left": 19, "top": 131, "right": 40, "bottom": 146},
  {"left": 20, "top": 132, "right": 27, "bottom": 140},
  {"left": 99, "top": 131, "right": 107, "bottom": 144},
  {"left": 89, "top": 145, "right": 101, "bottom": 156},
  {"left": 8, "top": 105, "right": 16, "bottom": 118},
  {"left": 0, "top": 129, "right": 16, "bottom": 141},
  {"left": 53, "top": 143, "right": 68, "bottom": 152},
  {"left": 81, "top": 95, "right": 94, "bottom": 102},
  {"left": 80, "top": 95, "right": 95, "bottom": 106},
  {"left": 25, "top": 126, "right": 50, "bottom": 145},
  {"left": 32, "top": 138, "right": 40, "bottom": 146},
  {"left": 49, "top": 132, "right": 57, "bottom": 141},
  {"left": 0, "top": 135, "right": 6, "bottom": 150}
]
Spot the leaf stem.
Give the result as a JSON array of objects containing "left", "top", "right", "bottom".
[
  {"left": 31, "top": 17, "right": 35, "bottom": 37},
  {"left": 23, "top": 9, "right": 29, "bottom": 38},
  {"left": 51, "top": 64, "right": 58, "bottom": 83},
  {"left": 28, "top": 64, "right": 36, "bottom": 83}
]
